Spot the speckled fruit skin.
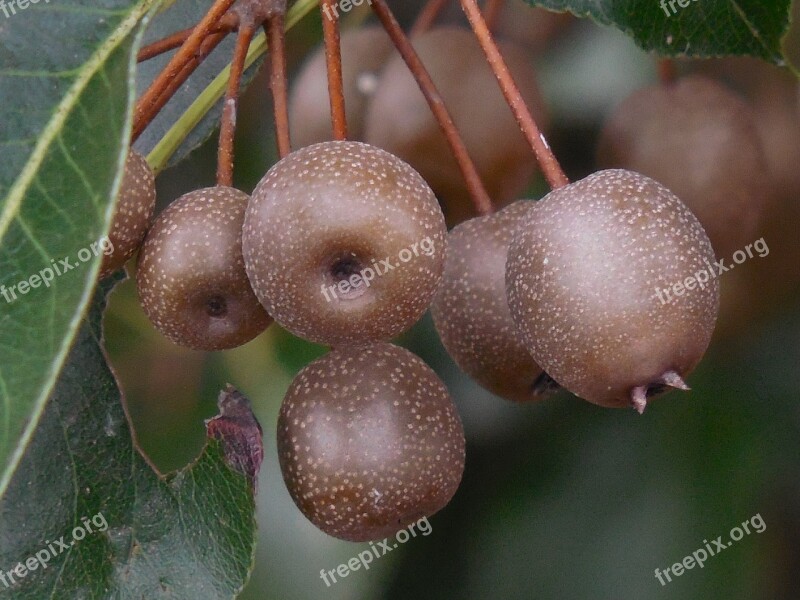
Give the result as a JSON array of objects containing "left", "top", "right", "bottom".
[
  {"left": 364, "top": 27, "right": 548, "bottom": 225},
  {"left": 431, "top": 200, "right": 547, "bottom": 403},
  {"left": 506, "top": 170, "right": 720, "bottom": 410},
  {"left": 277, "top": 343, "right": 465, "bottom": 542},
  {"left": 137, "top": 186, "right": 271, "bottom": 351},
  {"left": 100, "top": 150, "right": 156, "bottom": 278},
  {"left": 242, "top": 141, "right": 447, "bottom": 347},
  {"left": 597, "top": 75, "right": 769, "bottom": 259},
  {"left": 289, "top": 27, "right": 394, "bottom": 147}
]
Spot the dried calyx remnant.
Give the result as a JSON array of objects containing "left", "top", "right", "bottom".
[{"left": 206, "top": 385, "right": 264, "bottom": 486}]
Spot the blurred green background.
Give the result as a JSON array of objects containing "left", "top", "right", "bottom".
[{"left": 106, "top": 2, "right": 800, "bottom": 598}]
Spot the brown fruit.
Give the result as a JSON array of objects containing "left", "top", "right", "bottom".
[
  {"left": 493, "top": 1, "right": 575, "bottom": 53},
  {"left": 242, "top": 141, "right": 447, "bottom": 347},
  {"left": 277, "top": 343, "right": 466, "bottom": 542},
  {"left": 691, "top": 59, "right": 800, "bottom": 199},
  {"left": 100, "top": 150, "right": 156, "bottom": 278},
  {"left": 685, "top": 60, "right": 800, "bottom": 336},
  {"left": 431, "top": 200, "right": 552, "bottom": 402},
  {"left": 436, "top": 0, "right": 574, "bottom": 53},
  {"left": 289, "top": 26, "right": 394, "bottom": 146},
  {"left": 735, "top": 62, "right": 800, "bottom": 199},
  {"left": 597, "top": 75, "right": 769, "bottom": 259},
  {"left": 364, "top": 26, "right": 548, "bottom": 225},
  {"left": 137, "top": 186, "right": 271, "bottom": 351},
  {"left": 506, "top": 170, "right": 720, "bottom": 412}
]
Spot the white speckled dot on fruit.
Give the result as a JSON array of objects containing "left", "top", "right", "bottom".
[
  {"left": 505, "top": 169, "right": 720, "bottom": 408},
  {"left": 277, "top": 343, "right": 465, "bottom": 542}
]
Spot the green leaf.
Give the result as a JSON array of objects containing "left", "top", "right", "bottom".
[
  {"left": 0, "top": 278, "right": 261, "bottom": 599},
  {"left": 0, "top": 0, "right": 158, "bottom": 497},
  {"left": 525, "top": 0, "right": 792, "bottom": 63}
]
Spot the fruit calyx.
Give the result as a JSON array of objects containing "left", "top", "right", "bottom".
[{"left": 630, "top": 370, "right": 690, "bottom": 414}]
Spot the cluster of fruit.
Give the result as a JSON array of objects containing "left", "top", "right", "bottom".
[
  {"left": 434, "top": 169, "right": 719, "bottom": 413},
  {"left": 103, "top": 151, "right": 720, "bottom": 540},
  {"left": 103, "top": 19, "right": 797, "bottom": 543},
  {"left": 106, "top": 139, "right": 466, "bottom": 541}
]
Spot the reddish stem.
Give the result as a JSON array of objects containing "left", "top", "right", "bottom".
[
  {"left": 370, "top": 0, "right": 493, "bottom": 216},
  {"left": 135, "top": 31, "right": 229, "bottom": 146},
  {"left": 134, "top": 31, "right": 229, "bottom": 144},
  {"left": 133, "top": 0, "right": 237, "bottom": 141},
  {"left": 265, "top": 15, "right": 292, "bottom": 158},
  {"left": 410, "top": 0, "right": 450, "bottom": 36},
  {"left": 658, "top": 58, "right": 678, "bottom": 85},
  {"left": 217, "top": 23, "right": 256, "bottom": 187},
  {"left": 460, "top": 0, "right": 569, "bottom": 189},
  {"left": 137, "top": 14, "right": 239, "bottom": 63},
  {"left": 482, "top": 0, "right": 504, "bottom": 32},
  {"left": 320, "top": 0, "right": 348, "bottom": 140}
]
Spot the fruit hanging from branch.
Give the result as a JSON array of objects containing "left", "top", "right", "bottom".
[
  {"left": 242, "top": 140, "right": 447, "bottom": 347},
  {"left": 137, "top": 186, "right": 272, "bottom": 351},
  {"left": 506, "top": 169, "right": 720, "bottom": 413},
  {"left": 4, "top": 0, "right": 794, "bottom": 594},
  {"left": 277, "top": 343, "right": 466, "bottom": 542}
]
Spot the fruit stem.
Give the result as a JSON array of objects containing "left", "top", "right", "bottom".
[
  {"left": 146, "top": 0, "right": 320, "bottom": 174},
  {"left": 370, "top": 0, "right": 494, "bottom": 216},
  {"left": 217, "top": 22, "right": 256, "bottom": 187},
  {"left": 265, "top": 14, "right": 292, "bottom": 158},
  {"left": 410, "top": 0, "right": 450, "bottom": 36},
  {"left": 657, "top": 58, "right": 678, "bottom": 85},
  {"left": 137, "top": 31, "right": 230, "bottom": 145},
  {"left": 482, "top": 0, "right": 504, "bottom": 32},
  {"left": 136, "top": 14, "right": 240, "bottom": 63},
  {"left": 320, "top": 0, "right": 349, "bottom": 140},
  {"left": 459, "top": 0, "right": 569, "bottom": 190},
  {"left": 133, "top": 0, "right": 238, "bottom": 141}
]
